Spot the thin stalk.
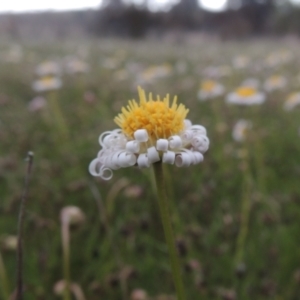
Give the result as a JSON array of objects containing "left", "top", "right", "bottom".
[
  {"left": 0, "top": 250, "right": 10, "bottom": 300},
  {"left": 61, "top": 221, "right": 71, "bottom": 300},
  {"left": 48, "top": 92, "right": 69, "bottom": 140},
  {"left": 235, "top": 149, "right": 252, "bottom": 264},
  {"left": 153, "top": 162, "right": 186, "bottom": 300},
  {"left": 16, "top": 151, "right": 34, "bottom": 300}
]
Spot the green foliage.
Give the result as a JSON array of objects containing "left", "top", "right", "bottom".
[{"left": 0, "top": 37, "right": 300, "bottom": 299}]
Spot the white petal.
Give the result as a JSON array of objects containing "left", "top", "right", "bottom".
[
  {"left": 169, "top": 135, "right": 182, "bottom": 149},
  {"left": 118, "top": 152, "right": 137, "bottom": 167},
  {"left": 190, "top": 125, "right": 207, "bottom": 136},
  {"left": 126, "top": 140, "right": 140, "bottom": 153},
  {"left": 147, "top": 146, "right": 160, "bottom": 163},
  {"left": 156, "top": 139, "right": 169, "bottom": 151},
  {"left": 89, "top": 158, "right": 103, "bottom": 176},
  {"left": 162, "top": 151, "right": 175, "bottom": 164},
  {"left": 99, "top": 131, "right": 112, "bottom": 147},
  {"left": 191, "top": 135, "right": 210, "bottom": 153},
  {"left": 184, "top": 119, "right": 192, "bottom": 128},
  {"left": 175, "top": 152, "right": 192, "bottom": 167},
  {"left": 100, "top": 168, "right": 113, "bottom": 180},
  {"left": 181, "top": 130, "right": 193, "bottom": 141},
  {"left": 191, "top": 151, "right": 204, "bottom": 164},
  {"left": 137, "top": 153, "right": 150, "bottom": 168},
  {"left": 134, "top": 129, "right": 148, "bottom": 142}
]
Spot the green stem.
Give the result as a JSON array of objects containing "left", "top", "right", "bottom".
[
  {"left": 16, "top": 152, "right": 34, "bottom": 300},
  {"left": 153, "top": 162, "right": 186, "bottom": 300},
  {"left": 48, "top": 92, "right": 69, "bottom": 141},
  {"left": 62, "top": 222, "right": 71, "bottom": 300},
  {"left": 0, "top": 251, "right": 10, "bottom": 300},
  {"left": 235, "top": 149, "right": 252, "bottom": 264}
]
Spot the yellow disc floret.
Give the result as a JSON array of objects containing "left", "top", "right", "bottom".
[
  {"left": 201, "top": 80, "right": 216, "bottom": 92},
  {"left": 114, "top": 87, "right": 189, "bottom": 140},
  {"left": 236, "top": 87, "right": 257, "bottom": 97}
]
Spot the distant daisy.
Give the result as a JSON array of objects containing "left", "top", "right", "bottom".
[
  {"left": 32, "top": 76, "right": 62, "bottom": 92},
  {"left": 136, "top": 64, "right": 172, "bottom": 85},
  {"left": 65, "top": 58, "right": 89, "bottom": 74},
  {"left": 232, "top": 56, "right": 250, "bottom": 69},
  {"left": 264, "top": 75, "right": 287, "bottom": 92},
  {"left": 226, "top": 86, "right": 265, "bottom": 105},
  {"left": 232, "top": 119, "right": 252, "bottom": 142},
  {"left": 197, "top": 80, "right": 225, "bottom": 100},
  {"left": 283, "top": 92, "right": 300, "bottom": 111}
]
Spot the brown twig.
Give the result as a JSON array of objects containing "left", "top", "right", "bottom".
[{"left": 16, "top": 151, "right": 34, "bottom": 300}]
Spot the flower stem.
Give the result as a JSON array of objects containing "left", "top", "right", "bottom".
[
  {"left": 235, "top": 149, "right": 252, "bottom": 264},
  {"left": 153, "top": 162, "right": 186, "bottom": 300},
  {"left": 0, "top": 250, "right": 10, "bottom": 300},
  {"left": 16, "top": 151, "right": 34, "bottom": 300},
  {"left": 62, "top": 221, "right": 71, "bottom": 300}
]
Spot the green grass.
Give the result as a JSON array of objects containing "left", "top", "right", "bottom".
[{"left": 1, "top": 36, "right": 300, "bottom": 300}]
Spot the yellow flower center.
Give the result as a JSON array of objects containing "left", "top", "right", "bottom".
[
  {"left": 40, "top": 76, "right": 55, "bottom": 85},
  {"left": 287, "top": 92, "right": 300, "bottom": 103},
  {"left": 270, "top": 76, "right": 282, "bottom": 83},
  {"left": 114, "top": 87, "right": 189, "bottom": 140},
  {"left": 201, "top": 80, "right": 216, "bottom": 92},
  {"left": 236, "top": 87, "right": 257, "bottom": 97}
]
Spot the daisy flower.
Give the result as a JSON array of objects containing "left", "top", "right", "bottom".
[
  {"left": 197, "top": 80, "right": 225, "bottom": 100},
  {"left": 232, "top": 55, "right": 250, "bottom": 69},
  {"left": 264, "top": 75, "right": 287, "bottom": 92},
  {"left": 89, "top": 87, "right": 209, "bottom": 180},
  {"left": 136, "top": 64, "right": 173, "bottom": 85},
  {"left": 232, "top": 119, "right": 252, "bottom": 142},
  {"left": 65, "top": 58, "right": 89, "bottom": 74},
  {"left": 32, "top": 76, "right": 62, "bottom": 92},
  {"left": 226, "top": 86, "right": 265, "bottom": 105},
  {"left": 283, "top": 92, "right": 300, "bottom": 111}
]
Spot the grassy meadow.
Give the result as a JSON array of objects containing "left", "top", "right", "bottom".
[{"left": 1, "top": 35, "right": 300, "bottom": 300}]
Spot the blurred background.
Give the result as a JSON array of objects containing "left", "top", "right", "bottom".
[
  {"left": 1, "top": 0, "right": 300, "bottom": 40},
  {"left": 2, "top": 1, "right": 300, "bottom": 300}
]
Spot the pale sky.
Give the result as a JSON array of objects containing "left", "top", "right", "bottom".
[
  {"left": 0, "top": 0, "right": 224, "bottom": 13},
  {"left": 0, "top": 0, "right": 299, "bottom": 14}
]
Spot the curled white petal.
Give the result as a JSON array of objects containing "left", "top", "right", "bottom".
[
  {"left": 134, "top": 129, "right": 148, "bottom": 142},
  {"left": 99, "top": 131, "right": 112, "bottom": 147},
  {"left": 190, "top": 151, "right": 204, "bottom": 164},
  {"left": 181, "top": 149, "right": 198, "bottom": 164},
  {"left": 190, "top": 125, "right": 207, "bottom": 136},
  {"left": 169, "top": 135, "right": 182, "bottom": 149},
  {"left": 126, "top": 140, "right": 140, "bottom": 153},
  {"left": 184, "top": 119, "right": 192, "bottom": 128},
  {"left": 175, "top": 152, "right": 192, "bottom": 167},
  {"left": 137, "top": 153, "right": 150, "bottom": 168},
  {"left": 156, "top": 139, "right": 169, "bottom": 151},
  {"left": 100, "top": 168, "right": 113, "bottom": 180},
  {"left": 118, "top": 152, "right": 137, "bottom": 167},
  {"left": 147, "top": 146, "right": 160, "bottom": 163},
  {"left": 89, "top": 159, "right": 113, "bottom": 180},
  {"left": 105, "top": 152, "right": 121, "bottom": 170},
  {"left": 89, "top": 158, "right": 103, "bottom": 176},
  {"left": 181, "top": 130, "right": 193, "bottom": 141},
  {"left": 191, "top": 135, "right": 210, "bottom": 153},
  {"left": 162, "top": 151, "right": 175, "bottom": 164}
]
